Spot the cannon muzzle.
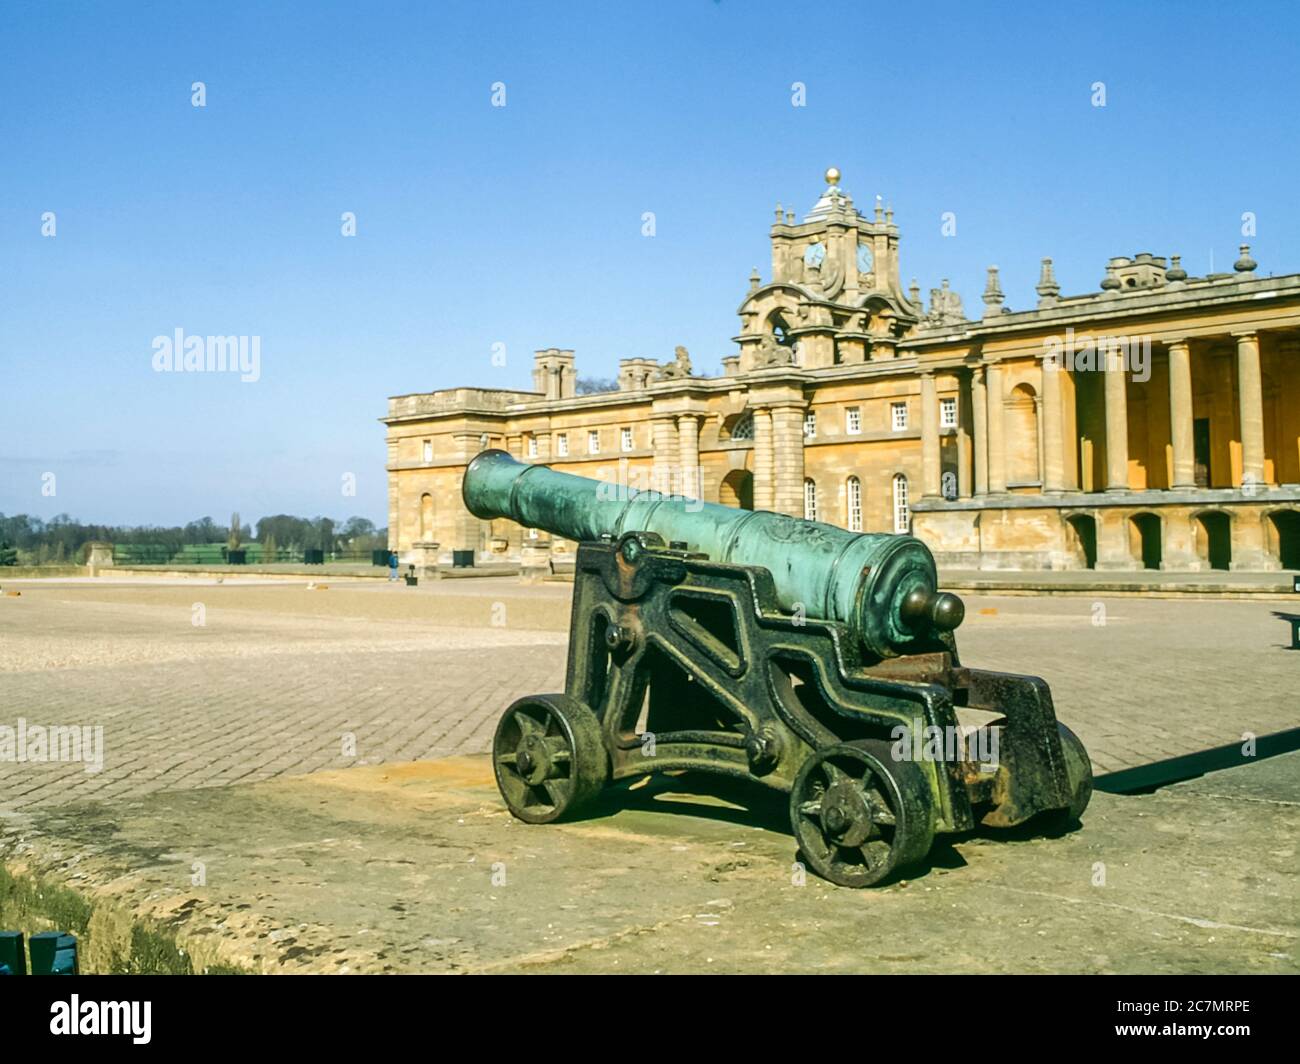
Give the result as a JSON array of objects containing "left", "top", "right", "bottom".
[{"left": 463, "top": 449, "right": 962, "bottom": 659}]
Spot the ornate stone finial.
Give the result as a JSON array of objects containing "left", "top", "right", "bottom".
[
  {"left": 874, "top": 194, "right": 883, "bottom": 222},
  {"left": 825, "top": 167, "right": 841, "bottom": 186},
  {"left": 775, "top": 202, "right": 784, "bottom": 222},
  {"left": 749, "top": 268, "right": 761, "bottom": 292},
  {"left": 1234, "top": 244, "right": 1257, "bottom": 274},
  {"left": 1036, "top": 257, "right": 1060, "bottom": 307},
  {"left": 1166, "top": 254, "right": 1188, "bottom": 282},
  {"left": 982, "top": 266, "right": 1005, "bottom": 318},
  {"left": 885, "top": 203, "right": 894, "bottom": 224},
  {"left": 909, "top": 278, "right": 921, "bottom": 307},
  {"left": 983, "top": 266, "right": 1004, "bottom": 301},
  {"left": 785, "top": 210, "right": 795, "bottom": 224},
  {"left": 1100, "top": 264, "right": 1121, "bottom": 291}
]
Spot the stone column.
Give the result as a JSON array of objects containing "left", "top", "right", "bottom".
[
  {"left": 957, "top": 371, "right": 973, "bottom": 498},
  {"left": 676, "top": 414, "right": 701, "bottom": 499},
  {"left": 1035, "top": 396, "right": 1046, "bottom": 484},
  {"left": 651, "top": 416, "right": 678, "bottom": 495},
  {"left": 753, "top": 407, "right": 774, "bottom": 511},
  {"left": 1103, "top": 341, "right": 1130, "bottom": 491},
  {"left": 985, "top": 362, "right": 1006, "bottom": 493},
  {"left": 971, "top": 366, "right": 988, "bottom": 495},
  {"left": 453, "top": 432, "right": 486, "bottom": 553},
  {"left": 770, "top": 403, "right": 807, "bottom": 516},
  {"left": 1041, "top": 357, "right": 1066, "bottom": 492},
  {"left": 920, "top": 371, "right": 941, "bottom": 498},
  {"left": 386, "top": 438, "right": 400, "bottom": 552},
  {"left": 1234, "top": 331, "right": 1266, "bottom": 488},
  {"left": 1167, "top": 338, "right": 1196, "bottom": 489}
]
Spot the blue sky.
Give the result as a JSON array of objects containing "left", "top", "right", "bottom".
[{"left": 2, "top": 0, "right": 1298, "bottom": 527}]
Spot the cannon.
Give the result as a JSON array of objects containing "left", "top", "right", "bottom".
[{"left": 464, "top": 450, "right": 1093, "bottom": 887}]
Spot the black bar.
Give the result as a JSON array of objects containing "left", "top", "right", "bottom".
[{"left": 0, "top": 974, "right": 1289, "bottom": 1050}]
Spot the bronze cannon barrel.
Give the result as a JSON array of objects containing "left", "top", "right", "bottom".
[{"left": 462, "top": 450, "right": 962, "bottom": 659}]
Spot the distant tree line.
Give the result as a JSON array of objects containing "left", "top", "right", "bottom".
[
  {"left": 0, "top": 512, "right": 387, "bottom": 566},
  {"left": 576, "top": 377, "right": 619, "bottom": 395}
]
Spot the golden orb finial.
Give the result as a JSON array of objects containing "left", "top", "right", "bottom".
[{"left": 825, "top": 167, "right": 841, "bottom": 185}]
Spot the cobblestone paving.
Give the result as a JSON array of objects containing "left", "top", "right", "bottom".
[
  {"left": 955, "top": 595, "right": 1299, "bottom": 773},
  {"left": 1, "top": 580, "right": 1295, "bottom": 809}
]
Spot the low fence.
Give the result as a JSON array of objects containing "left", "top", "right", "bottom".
[{"left": 111, "top": 545, "right": 390, "bottom": 567}]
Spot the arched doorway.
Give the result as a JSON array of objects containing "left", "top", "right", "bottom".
[
  {"left": 1194, "top": 511, "right": 1232, "bottom": 571},
  {"left": 1268, "top": 510, "right": 1300, "bottom": 570},
  {"left": 420, "top": 493, "right": 434, "bottom": 541},
  {"left": 1128, "top": 513, "right": 1162, "bottom": 570},
  {"left": 1065, "top": 514, "right": 1097, "bottom": 569},
  {"left": 720, "top": 469, "right": 753, "bottom": 510}
]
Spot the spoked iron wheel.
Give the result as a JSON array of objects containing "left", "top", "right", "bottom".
[
  {"left": 493, "top": 693, "right": 608, "bottom": 824},
  {"left": 789, "top": 738, "right": 935, "bottom": 887}
]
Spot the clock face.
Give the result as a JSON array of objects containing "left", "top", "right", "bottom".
[
  {"left": 804, "top": 242, "right": 826, "bottom": 268},
  {"left": 856, "top": 242, "right": 874, "bottom": 275}
]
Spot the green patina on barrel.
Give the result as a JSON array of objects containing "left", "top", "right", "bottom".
[{"left": 463, "top": 450, "right": 961, "bottom": 658}]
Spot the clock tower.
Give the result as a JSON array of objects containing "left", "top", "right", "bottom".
[{"left": 736, "top": 168, "right": 920, "bottom": 370}]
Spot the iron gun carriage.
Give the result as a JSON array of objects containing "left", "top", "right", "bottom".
[{"left": 464, "top": 450, "right": 1092, "bottom": 887}]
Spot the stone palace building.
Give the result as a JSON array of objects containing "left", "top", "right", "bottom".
[{"left": 383, "top": 169, "right": 1300, "bottom": 573}]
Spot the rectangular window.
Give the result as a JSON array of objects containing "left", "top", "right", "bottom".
[
  {"left": 804, "top": 479, "right": 817, "bottom": 521},
  {"left": 422, "top": 440, "right": 432, "bottom": 464},
  {"left": 891, "top": 402, "right": 908, "bottom": 431},
  {"left": 940, "top": 397, "right": 957, "bottom": 429},
  {"left": 846, "top": 407, "right": 861, "bottom": 435},
  {"left": 804, "top": 411, "right": 816, "bottom": 439},
  {"left": 588, "top": 430, "right": 600, "bottom": 454},
  {"left": 527, "top": 436, "right": 538, "bottom": 458},
  {"left": 528, "top": 526, "right": 539, "bottom": 540},
  {"left": 556, "top": 433, "right": 569, "bottom": 456},
  {"left": 621, "top": 427, "right": 633, "bottom": 452}
]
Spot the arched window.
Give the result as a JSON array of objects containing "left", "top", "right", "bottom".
[
  {"left": 767, "top": 309, "right": 796, "bottom": 349},
  {"left": 846, "top": 476, "right": 862, "bottom": 532},
  {"left": 892, "top": 474, "right": 910, "bottom": 534},
  {"left": 804, "top": 478, "right": 818, "bottom": 521},
  {"left": 727, "top": 412, "right": 755, "bottom": 440}
]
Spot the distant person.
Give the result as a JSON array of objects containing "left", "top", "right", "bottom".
[{"left": 388, "top": 552, "right": 399, "bottom": 582}]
